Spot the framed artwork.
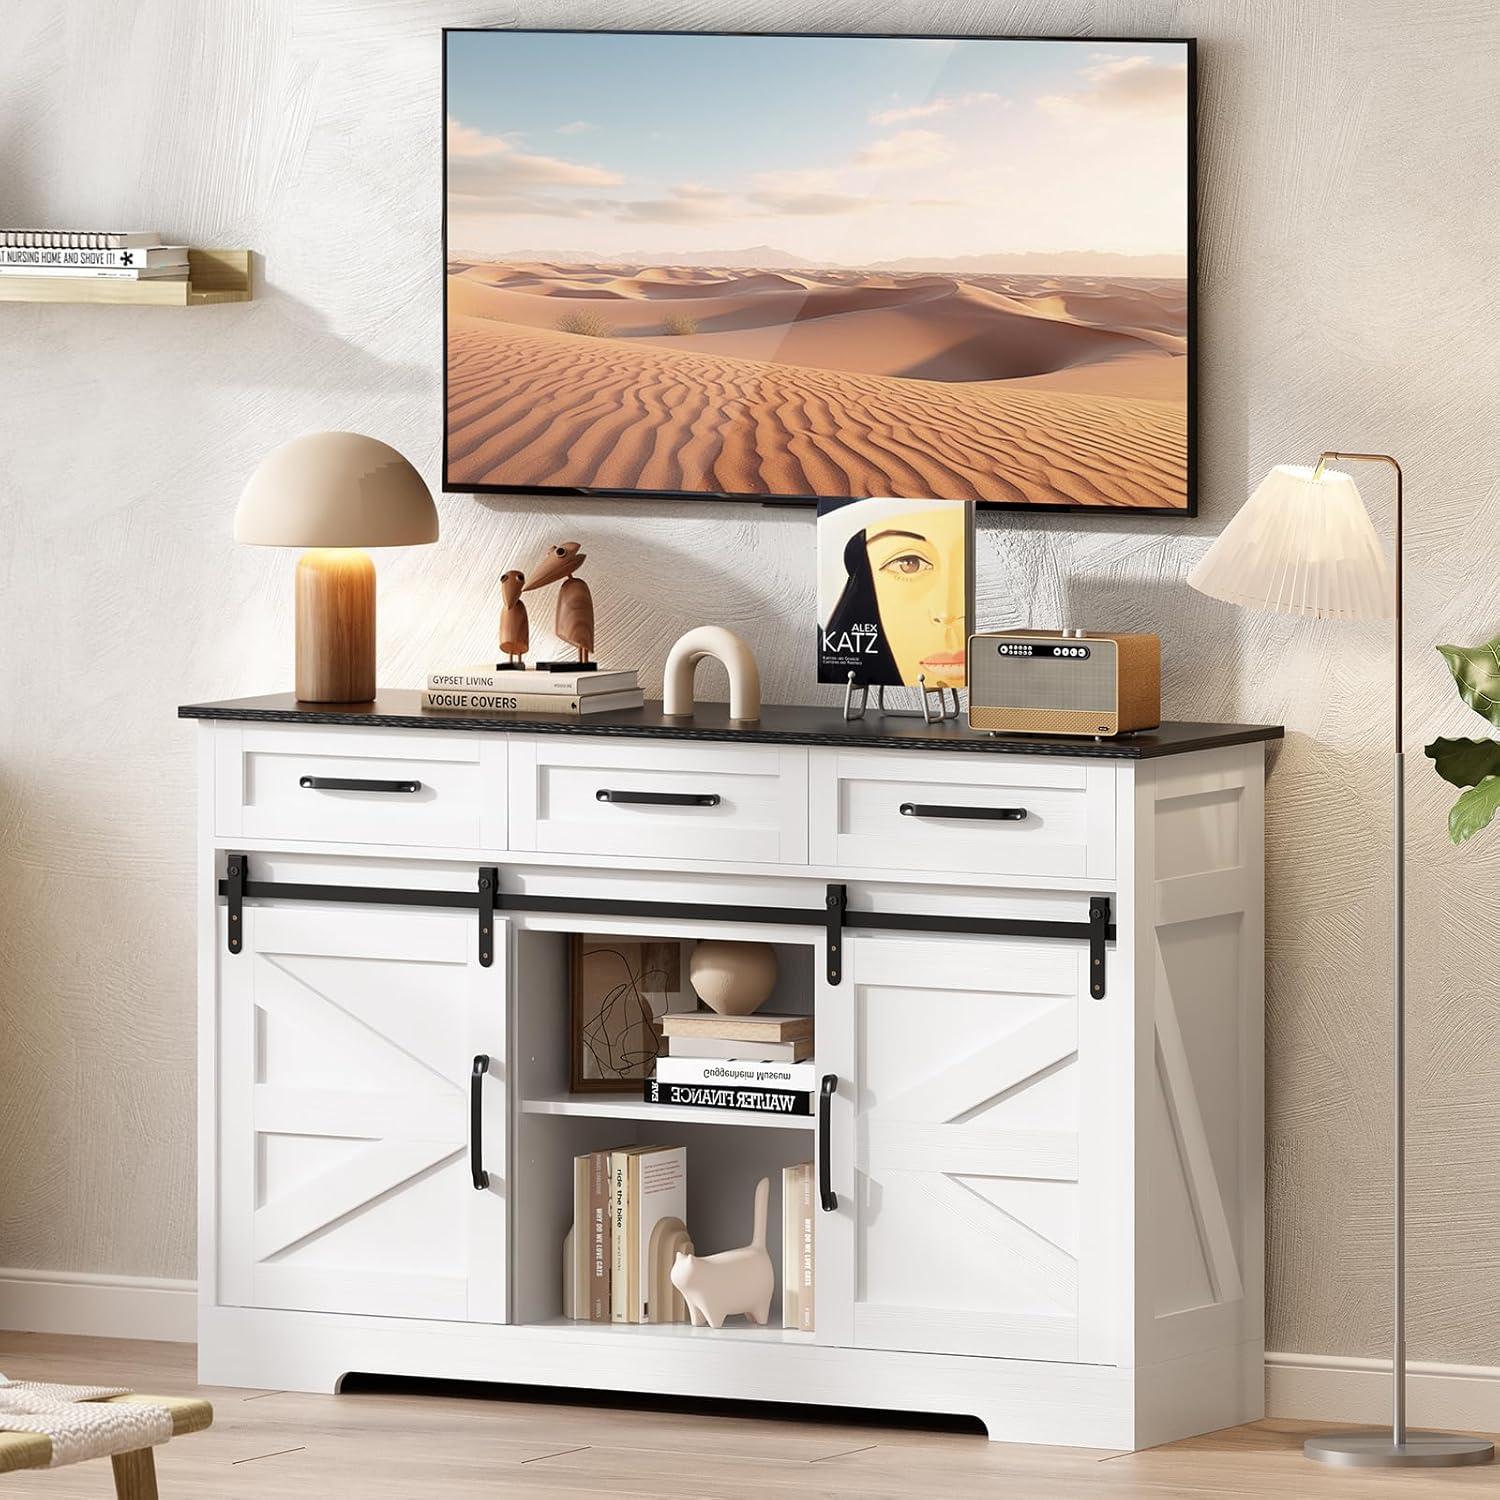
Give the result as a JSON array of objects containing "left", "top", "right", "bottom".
[
  {"left": 570, "top": 934, "right": 690, "bottom": 1093},
  {"left": 816, "top": 497, "right": 974, "bottom": 690},
  {"left": 443, "top": 30, "right": 1195, "bottom": 512}
]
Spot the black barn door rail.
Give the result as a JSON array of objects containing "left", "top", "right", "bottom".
[{"left": 219, "top": 854, "right": 1116, "bottom": 992}]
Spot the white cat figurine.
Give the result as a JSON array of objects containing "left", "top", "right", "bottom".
[{"left": 670, "top": 1176, "right": 774, "bottom": 1329}]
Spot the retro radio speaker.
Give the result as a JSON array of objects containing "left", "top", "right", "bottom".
[{"left": 966, "top": 630, "right": 1161, "bottom": 737}]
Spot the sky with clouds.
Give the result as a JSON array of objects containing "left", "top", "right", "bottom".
[{"left": 445, "top": 34, "right": 1189, "bottom": 266}]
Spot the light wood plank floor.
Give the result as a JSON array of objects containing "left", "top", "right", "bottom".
[{"left": 1, "top": 1333, "right": 1496, "bottom": 1497}]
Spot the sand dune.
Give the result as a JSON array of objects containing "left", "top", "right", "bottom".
[
  {"left": 446, "top": 262, "right": 1188, "bottom": 508},
  {"left": 448, "top": 315, "right": 1185, "bottom": 507}
]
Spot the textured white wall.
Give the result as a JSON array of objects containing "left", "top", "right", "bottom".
[{"left": 1, "top": 0, "right": 1497, "bottom": 1364}]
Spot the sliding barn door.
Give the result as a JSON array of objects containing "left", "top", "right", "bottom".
[
  {"left": 819, "top": 932, "right": 1116, "bottom": 1363},
  {"left": 217, "top": 901, "right": 507, "bottom": 1323}
]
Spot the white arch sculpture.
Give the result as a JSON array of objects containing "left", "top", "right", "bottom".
[{"left": 662, "top": 626, "right": 761, "bottom": 723}]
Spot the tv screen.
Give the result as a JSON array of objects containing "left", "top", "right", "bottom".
[{"left": 444, "top": 30, "right": 1194, "bottom": 513}]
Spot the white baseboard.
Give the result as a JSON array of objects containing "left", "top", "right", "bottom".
[
  {"left": 1, "top": 1284, "right": 1496, "bottom": 1435},
  {"left": 1267, "top": 1351, "right": 1500, "bottom": 1434},
  {"left": 0, "top": 1268, "right": 196, "bottom": 1344}
]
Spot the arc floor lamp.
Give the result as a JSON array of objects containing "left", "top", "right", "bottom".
[{"left": 1189, "top": 454, "right": 1494, "bottom": 1470}]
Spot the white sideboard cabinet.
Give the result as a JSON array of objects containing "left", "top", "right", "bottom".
[{"left": 183, "top": 692, "right": 1280, "bottom": 1450}]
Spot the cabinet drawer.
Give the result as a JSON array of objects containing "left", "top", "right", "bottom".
[
  {"left": 509, "top": 738, "right": 808, "bottom": 865},
  {"left": 214, "top": 725, "right": 507, "bottom": 849},
  {"left": 810, "top": 750, "right": 1114, "bottom": 879}
]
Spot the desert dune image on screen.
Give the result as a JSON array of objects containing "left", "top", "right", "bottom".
[{"left": 445, "top": 33, "right": 1190, "bottom": 508}]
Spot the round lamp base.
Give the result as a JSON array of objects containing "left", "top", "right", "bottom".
[
  {"left": 296, "top": 548, "right": 376, "bottom": 703},
  {"left": 1304, "top": 1431, "right": 1495, "bottom": 1468}
]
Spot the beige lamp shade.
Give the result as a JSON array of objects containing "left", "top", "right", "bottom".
[
  {"left": 234, "top": 431, "right": 438, "bottom": 547},
  {"left": 1187, "top": 463, "right": 1393, "bottom": 620}
]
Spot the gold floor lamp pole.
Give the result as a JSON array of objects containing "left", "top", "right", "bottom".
[{"left": 1189, "top": 454, "right": 1493, "bottom": 1470}]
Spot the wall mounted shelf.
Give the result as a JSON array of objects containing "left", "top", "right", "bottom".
[{"left": 0, "top": 249, "right": 251, "bottom": 306}]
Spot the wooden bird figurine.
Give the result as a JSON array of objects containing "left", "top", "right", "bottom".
[
  {"left": 498, "top": 569, "right": 528, "bottom": 665},
  {"left": 523, "top": 541, "right": 595, "bottom": 664}
]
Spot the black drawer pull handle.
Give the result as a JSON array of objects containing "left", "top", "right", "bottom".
[
  {"left": 301, "top": 775, "right": 421, "bottom": 794},
  {"left": 596, "top": 789, "right": 721, "bottom": 807},
  {"left": 471, "top": 1055, "right": 490, "bottom": 1191},
  {"left": 819, "top": 1074, "right": 838, "bottom": 1213},
  {"left": 899, "top": 802, "right": 1026, "bottom": 822}
]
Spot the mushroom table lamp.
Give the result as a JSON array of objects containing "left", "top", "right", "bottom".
[{"left": 234, "top": 432, "right": 439, "bottom": 702}]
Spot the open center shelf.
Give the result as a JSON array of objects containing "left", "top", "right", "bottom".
[{"left": 513, "top": 926, "right": 819, "bottom": 1337}]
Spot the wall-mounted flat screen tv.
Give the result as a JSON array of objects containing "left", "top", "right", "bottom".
[{"left": 444, "top": 30, "right": 1195, "bottom": 513}]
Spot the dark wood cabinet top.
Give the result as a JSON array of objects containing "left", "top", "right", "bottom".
[{"left": 179, "top": 691, "right": 1282, "bottom": 761}]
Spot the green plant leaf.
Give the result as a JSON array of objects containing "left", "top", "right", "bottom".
[
  {"left": 1425, "top": 736, "right": 1500, "bottom": 788},
  {"left": 1437, "top": 635, "right": 1500, "bottom": 728},
  {"left": 1449, "top": 776, "right": 1500, "bottom": 844}
]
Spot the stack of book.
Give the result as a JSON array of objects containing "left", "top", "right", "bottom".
[
  {"left": 423, "top": 665, "right": 642, "bottom": 717},
  {"left": 646, "top": 1013, "right": 816, "bottom": 1117},
  {"left": 565, "top": 1143, "right": 685, "bottom": 1324},
  {"left": 0, "top": 230, "right": 189, "bottom": 283}
]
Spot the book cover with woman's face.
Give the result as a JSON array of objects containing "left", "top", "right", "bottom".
[{"left": 816, "top": 497, "right": 974, "bottom": 690}]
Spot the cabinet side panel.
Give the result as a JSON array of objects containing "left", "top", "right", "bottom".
[{"left": 1134, "top": 744, "right": 1264, "bottom": 1414}]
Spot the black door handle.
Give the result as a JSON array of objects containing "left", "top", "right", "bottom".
[
  {"left": 596, "top": 789, "right": 720, "bottom": 807},
  {"left": 899, "top": 802, "right": 1026, "bottom": 821},
  {"left": 301, "top": 775, "right": 422, "bottom": 794},
  {"left": 819, "top": 1073, "right": 838, "bottom": 1212},
  {"left": 471, "top": 1055, "right": 490, "bottom": 1190}
]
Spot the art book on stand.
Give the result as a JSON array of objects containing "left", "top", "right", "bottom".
[{"left": 815, "top": 496, "right": 973, "bottom": 693}]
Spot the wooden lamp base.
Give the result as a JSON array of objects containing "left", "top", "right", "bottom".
[{"left": 295, "top": 549, "right": 376, "bottom": 703}]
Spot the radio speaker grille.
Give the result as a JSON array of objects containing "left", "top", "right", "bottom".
[{"left": 969, "top": 639, "right": 1118, "bottom": 711}]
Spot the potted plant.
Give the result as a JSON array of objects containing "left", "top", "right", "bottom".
[{"left": 1425, "top": 632, "right": 1500, "bottom": 842}]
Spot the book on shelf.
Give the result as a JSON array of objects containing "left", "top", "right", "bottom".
[
  {"left": 643, "top": 1078, "right": 810, "bottom": 1117},
  {"left": 421, "top": 687, "right": 644, "bottom": 716},
  {"left": 570, "top": 1151, "right": 609, "bottom": 1321},
  {"left": 0, "top": 264, "right": 188, "bottom": 280},
  {"left": 655, "top": 1057, "right": 817, "bottom": 1093},
  {"left": 609, "top": 1143, "right": 682, "bottom": 1324},
  {"left": 658, "top": 1012, "right": 814, "bottom": 1045},
  {"left": 635, "top": 1145, "right": 687, "bottom": 1324},
  {"left": 666, "top": 1035, "right": 813, "bottom": 1062},
  {"left": 426, "top": 667, "right": 638, "bottom": 694},
  {"left": 586, "top": 1149, "right": 611, "bottom": 1322},
  {"left": 1, "top": 229, "right": 162, "bottom": 249},
  {"left": 0, "top": 245, "right": 188, "bottom": 269},
  {"left": 781, "top": 1162, "right": 815, "bottom": 1333}
]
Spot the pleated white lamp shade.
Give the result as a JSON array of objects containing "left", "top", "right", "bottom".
[{"left": 1188, "top": 464, "right": 1394, "bottom": 620}]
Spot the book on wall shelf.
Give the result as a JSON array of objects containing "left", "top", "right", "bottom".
[
  {"left": 1, "top": 228, "right": 165, "bottom": 249},
  {"left": 0, "top": 232, "right": 188, "bottom": 280},
  {"left": 0, "top": 237, "right": 252, "bottom": 306}
]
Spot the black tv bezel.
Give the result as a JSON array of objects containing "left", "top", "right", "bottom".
[{"left": 441, "top": 27, "right": 1198, "bottom": 517}]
